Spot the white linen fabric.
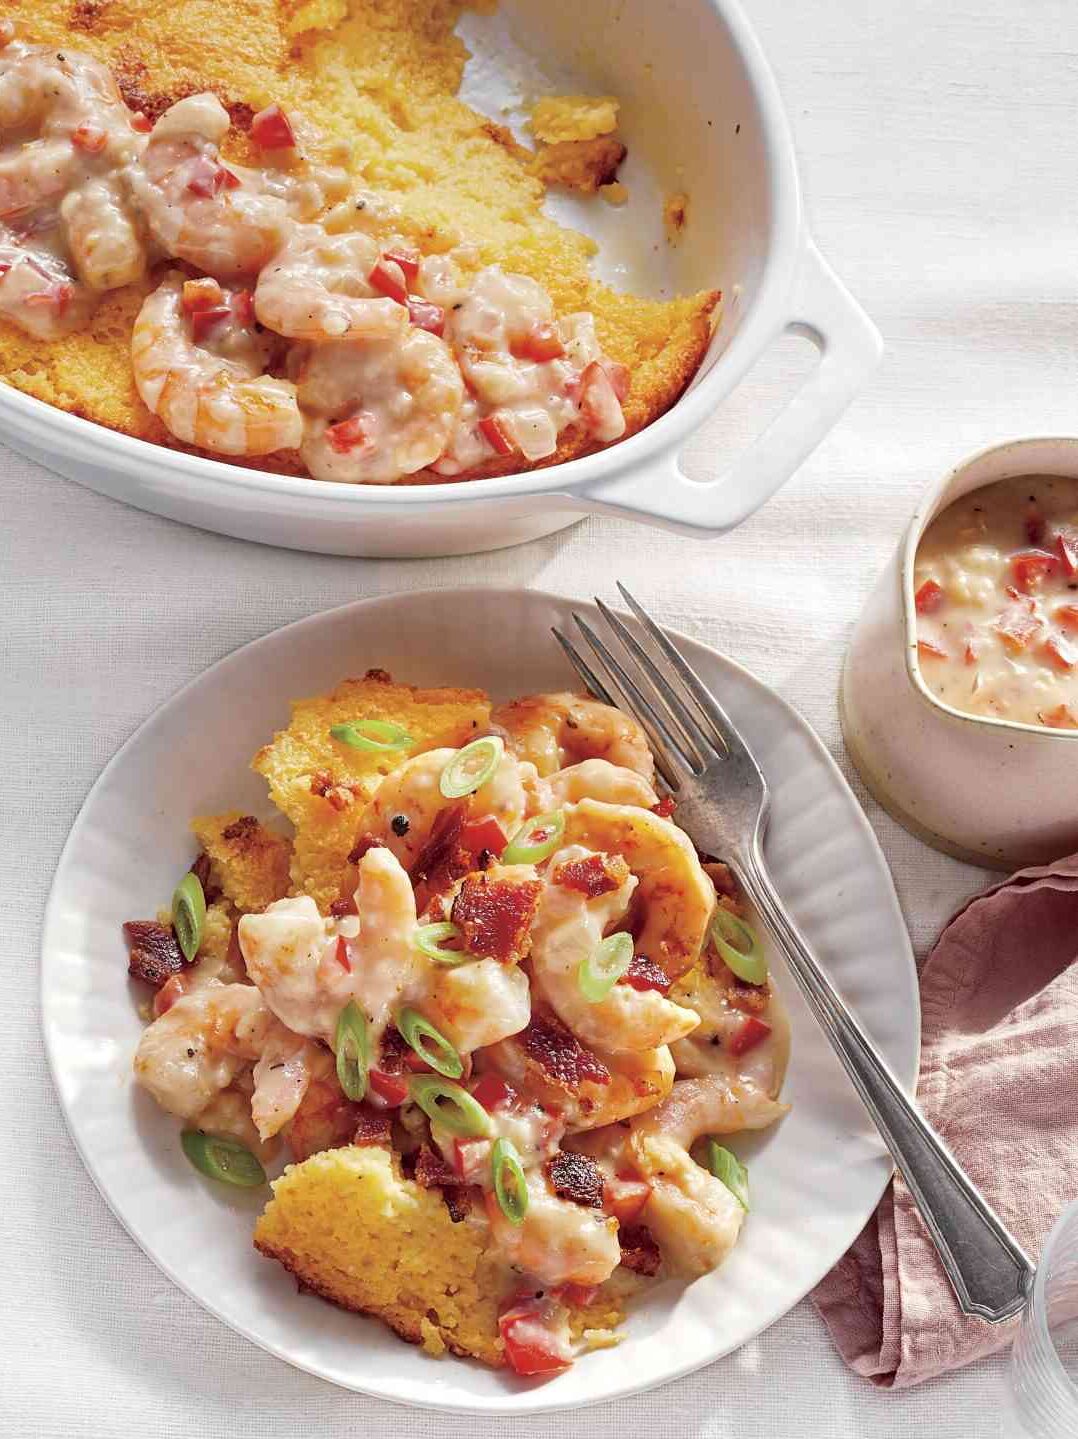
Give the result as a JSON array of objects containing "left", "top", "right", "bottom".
[{"left": 3, "top": 0, "right": 1072, "bottom": 1432}]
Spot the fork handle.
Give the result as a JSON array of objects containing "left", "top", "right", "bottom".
[{"left": 735, "top": 845, "right": 1034, "bottom": 1323}]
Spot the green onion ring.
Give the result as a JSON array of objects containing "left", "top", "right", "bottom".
[
  {"left": 335, "top": 1000, "right": 369, "bottom": 1101},
  {"left": 181, "top": 1130, "right": 266, "bottom": 1188},
  {"left": 710, "top": 907, "right": 768, "bottom": 986},
  {"left": 491, "top": 1136, "right": 529, "bottom": 1225},
  {"left": 414, "top": 921, "right": 473, "bottom": 967},
  {"left": 330, "top": 719, "right": 413, "bottom": 752},
  {"left": 172, "top": 870, "right": 207, "bottom": 964},
  {"left": 397, "top": 1007, "right": 464, "bottom": 1079},
  {"left": 408, "top": 1074, "right": 493, "bottom": 1138},
  {"left": 439, "top": 735, "right": 504, "bottom": 799},
  {"left": 702, "top": 1138, "right": 750, "bottom": 1211},
  {"left": 501, "top": 810, "right": 565, "bottom": 865},
  {"left": 577, "top": 931, "right": 635, "bottom": 1003}
]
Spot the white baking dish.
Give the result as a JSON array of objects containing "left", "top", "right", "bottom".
[{"left": 0, "top": 0, "right": 880, "bottom": 557}]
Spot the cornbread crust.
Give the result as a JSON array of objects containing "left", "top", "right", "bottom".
[
  {"left": 190, "top": 811, "right": 293, "bottom": 913},
  {"left": 2, "top": 0, "right": 720, "bottom": 482},
  {"left": 253, "top": 1144, "right": 627, "bottom": 1365}
]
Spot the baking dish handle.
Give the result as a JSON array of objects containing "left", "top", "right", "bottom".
[{"left": 579, "top": 237, "right": 882, "bottom": 534}]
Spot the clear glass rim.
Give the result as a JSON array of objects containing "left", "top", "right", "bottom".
[{"left": 1031, "top": 1195, "right": 1078, "bottom": 1397}]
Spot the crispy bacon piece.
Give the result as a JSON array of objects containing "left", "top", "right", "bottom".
[
  {"left": 550, "top": 852, "right": 629, "bottom": 898},
  {"left": 188, "top": 850, "right": 222, "bottom": 904},
  {"left": 546, "top": 1150, "right": 604, "bottom": 1208},
  {"left": 347, "top": 833, "right": 386, "bottom": 866},
  {"left": 618, "top": 1225, "right": 661, "bottom": 1276},
  {"left": 352, "top": 1106, "right": 393, "bottom": 1148},
  {"left": 652, "top": 794, "right": 677, "bottom": 819},
  {"left": 520, "top": 1012, "right": 610, "bottom": 1089},
  {"left": 309, "top": 770, "right": 361, "bottom": 811},
  {"left": 411, "top": 802, "right": 471, "bottom": 908},
  {"left": 123, "top": 920, "right": 187, "bottom": 988},
  {"left": 329, "top": 895, "right": 358, "bottom": 918},
  {"left": 221, "top": 814, "right": 257, "bottom": 842},
  {"left": 413, "top": 1146, "right": 473, "bottom": 1222},
  {"left": 450, "top": 872, "right": 541, "bottom": 964},
  {"left": 620, "top": 953, "right": 671, "bottom": 994},
  {"left": 725, "top": 976, "right": 770, "bottom": 1014}
]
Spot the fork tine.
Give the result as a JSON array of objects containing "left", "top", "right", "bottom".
[
  {"left": 573, "top": 612, "right": 700, "bottom": 780},
  {"left": 552, "top": 626, "right": 681, "bottom": 790},
  {"left": 594, "top": 597, "right": 719, "bottom": 763},
  {"left": 616, "top": 581, "right": 751, "bottom": 761}
]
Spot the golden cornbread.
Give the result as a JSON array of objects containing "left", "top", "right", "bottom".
[
  {"left": 254, "top": 1144, "right": 625, "bottom": 1365},
  {"left": 252, "top": 673, "right": 490, "bottom": 908},
  {"left": 530, "top": 94, "right": 620, "bottom": 144},
  {"left": 190, "top": 811, "right": 293, "bottom": 913},
  {"left": 2, "top": 0, "right": 720, "bottom": 480}
]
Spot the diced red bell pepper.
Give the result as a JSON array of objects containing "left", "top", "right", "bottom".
[
  {"left": 479, "top": 413, "right": 515, "bottom": 456},
  {"left": 367, "top": 1068, "right": 409, "bottom": 1106},
  {"left": 404, "top": 1048, "right": 433, "bottom": 1073},
  {"left": 729, "top": 1016, "right": 772, "bottom": 1057},
  {"left": 914, "top": 578, "right": 945, "bottom": 614},
  {"left": 510, "top": 322, "right": 565, "bottom": 363},
  {"left": 231, "top": 288, "right": 256, "bottom": 327},
  {"left": 452, "top": 1137, "right": 488, "bottom": 1179},
  {"left": 130, "top": 110, "right": 153, "bottom": 134},
  {"left": 71, "top": 122, "right": 107, "bottom": 153},
  {"left": 498, "top": 1295, "right": 573, "bottom": 1377},
  {"left": 335, "top": 935, "right": 351, "bottom": 972},
  {"left": 152, "top": 973, "right": 191, "bottom": 1018},
  {"left": 25, "top": 281, "right": 74, "bottom": 313},
  {"left": 368, "top": 257, "right": 408, "bottom": 305},
  {"left": 994, "top": 598, "right": 1045, "bottom": 654},
  {"left": 1042, "top": 633, "right": 1078, "bottom": 671},
  {"left": 471, "top": 1073, "right": 515, "bottom": 1113},
  {"left": 554, "top": 1283, "right": 598, "bottom": 1310},
  {"left": 182, "top": 276, "right": 226, "bottom": 312},
  {"left": 602, "top": 1173, "right": 652, "bottom": 1226},
  {"left": 383, "top": 246, "right": 420, "bottom": 283},
  {"left": 190, "top": 305, "right": 231, "bottom": 343},
  {"left": 1055, "top": 526, "right": 1078, "bottom": 576},
  {"left": 250, "top": 102, "right": 297, "bottom": 150},
  {"left": 406, "top": 295, "right": 445, "bottom": 336},
  {"left": 1054, "top": 604, "right": 1078, "bottom": 633},
  {"left": 459, "top": 815, "right": 508, "bottom": 860},
  {"left": 1041, "top": 704, "right": 1078, "bottom": 730},
  {"left": 917, "top": 638, "right": 948, "bottom": 661},
  {"left": 1010, "top": 548, "right": 1060, "bottom": 593},
  {"left": 652, "top": 794, "right": 677, "bottom": 818},
  {"left": 326, "top": 414, "right": 372, "bottom": 455}
]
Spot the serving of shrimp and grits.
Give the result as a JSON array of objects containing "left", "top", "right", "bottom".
[
  {"left": 0, "top": 2, "right": 719, "bottom": 487},
  {"left": 124, "top": 671, "right": 789, "bottom": 1376}
]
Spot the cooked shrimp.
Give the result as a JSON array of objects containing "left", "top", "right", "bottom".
[
  {"left": 131, "top": 270, "right": 303, "bottom": 455},
  {"left": 193, "top": 1084, "right": 279, "bottom": 1162},
  {"left": 537, "top": 758, "right": 658, "bottom": 811},
  {"left": 126, "top": 93, "right": 292, "bottom": 280},
  {"left": 492, "top": 693, "right": 654, "bottom": 781},
  {"left": 561, "top": 799, "right": 715, "bottom": 980},
  {"left": 528, "top": 845, "right": 699, "bottom": 1053},
  {"left": 0, "top": 234, "right": 93, "bottom": 338},
  {"left": 485, "top": 1173, "right": 621, "bottom": 1287},
  {"left": 239, "top": 846, "right": 420, "bottom": 1048},
  {"left": 254, "top": 224, "right": 407, "bottom": 341},
  {"left": 132, "top": 980, "right": 321, "bottom": 1140},
  {"left": 422, "top": 956, "right": 531, "bottom": 1053},
  {"left": 360, "top": 747, "right": 534, "bottom": 865},
  {"left": 625, "top": 1074, "right": 788, "bottom": 1276},
  {"left": 60, "top": 177, "right": 144, "bottom": 290},
  {"left": 295, "top": 327, "right": 464, "bottom": 484}
]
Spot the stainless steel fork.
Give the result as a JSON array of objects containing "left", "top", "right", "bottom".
[{"left": 553, "top": 582, "right": 1035, "bottom": 1323}]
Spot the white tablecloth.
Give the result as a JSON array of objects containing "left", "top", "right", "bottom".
[{"left": 6, "top": 0, "right": 1068, "bottom": 1432}]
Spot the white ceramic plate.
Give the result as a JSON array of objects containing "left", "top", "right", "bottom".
[{"left": 41, "top": 588, "right": 919, "bottom": 1415}]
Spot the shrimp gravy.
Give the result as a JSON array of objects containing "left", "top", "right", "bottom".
[{"left": 914, "top": 475, "right": 1078, "bottom": 728}]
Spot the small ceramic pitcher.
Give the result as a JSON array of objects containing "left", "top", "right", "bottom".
[{"left": 842, "top": 437, "right": 1078, "bottom": 870}]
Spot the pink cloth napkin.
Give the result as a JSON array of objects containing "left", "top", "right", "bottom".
[{"left": 811, "top": 855, "right": 1078, "bottom": 1388}]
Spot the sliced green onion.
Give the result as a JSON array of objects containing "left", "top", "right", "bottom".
[
  {"left": 330, "top": 719, "right": 413, "bottom": 753},
  {"left": 397, "top": 1007, "right": 464, "bottom": 1079},
  {"left": 408, "top": 1074, "right": 493, "bottom": 1138},
  {"left": 172, "top": 871, "right": 206, "bottom": 964},
  {"left": 710, "top": 907, "right": 768, "bottom": 985},
  {"left": 703, "top": 1138, "right": 750, "bottom": 1211},
  {"left": 414, "top": 921, "right": 473, "bottom": 967},
  {"left": 491, "top": 1136, "right": 529, "bottom": 1225},
  {"left": 577, "top": 931, "right": 635, "bottom": 1003},
  {"left": 501, "top": 809, "right": 565, "bottom": 865},
  {"left": 335, "top": 1000, "right": 369, "bottom": 1101},
  {"left": 181, "top": 1130, "right": 266, "bottom": 1188},
  {"left": 439, "top": 735, "right": 504, "bottom": 799}
]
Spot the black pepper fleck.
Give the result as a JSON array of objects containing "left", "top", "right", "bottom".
[{"left": 391, "top": 814, "right": 410, "bottom": 836}]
